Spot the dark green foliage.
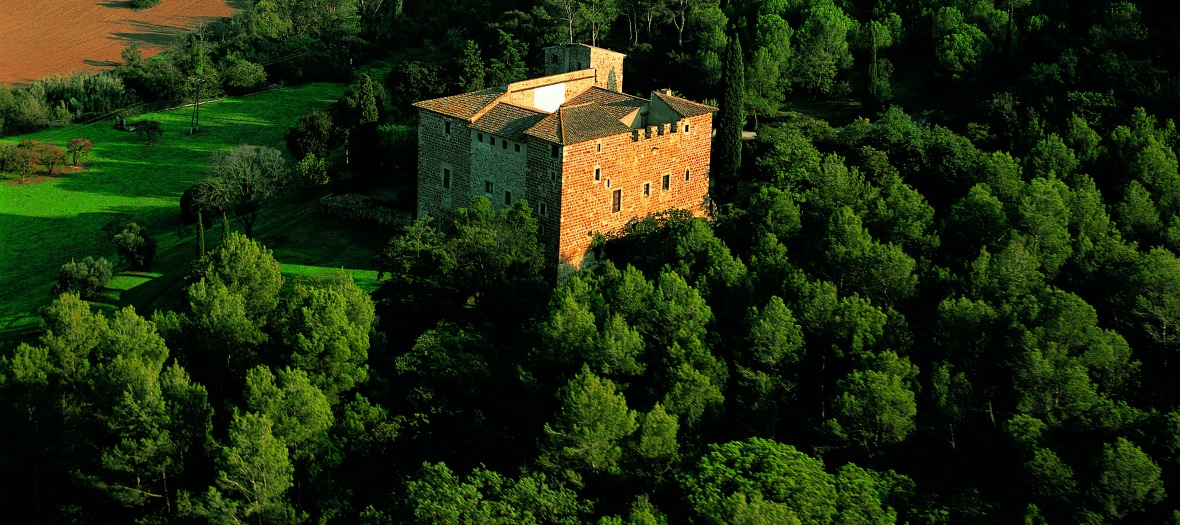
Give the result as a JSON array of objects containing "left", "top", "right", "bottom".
[
  {"left": 285, "top": 110, "right": 335, "bottom": 161},
  {"left": 113, "top": 222, "right": 157, "bottom": 270},
  {"left": 129, "top": 0, "right": 162, "bottom": 9},
  {"left": 713, "top": 34, "right": 745, "bottom": 201},
  {"left": 386, "top": 61, "right": 443, "bottom": 110},
  {"left": 52, "top": 256, "right": 112, "bottom": 299}
]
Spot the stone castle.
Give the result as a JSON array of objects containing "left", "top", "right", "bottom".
[{"left": 414, "top": 43, "right": 716, "bottom": 270}]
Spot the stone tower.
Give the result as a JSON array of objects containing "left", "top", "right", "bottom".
[{"left": 543, "top": 44, "right": 625, "bottom": 93}]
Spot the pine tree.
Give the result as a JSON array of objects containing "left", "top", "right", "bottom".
[{"left": 714, "top": 34, "right": 745, "bottom": 202}]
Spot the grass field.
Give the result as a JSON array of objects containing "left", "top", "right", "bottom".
[{"left": 0, "top": 83, "right": 390, "bottom": 348}]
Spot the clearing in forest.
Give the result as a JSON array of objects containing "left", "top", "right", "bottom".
[{"left": 0, "top": 0, "right": 238, "bottom": 86}]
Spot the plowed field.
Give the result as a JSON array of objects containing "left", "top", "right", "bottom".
[{"left": 0, "top": 0, "right": 238, "bottom": 86}]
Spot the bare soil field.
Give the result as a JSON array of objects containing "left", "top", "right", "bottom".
[{"left": 0, "top": 0, "right": 239, "bottom": 86}]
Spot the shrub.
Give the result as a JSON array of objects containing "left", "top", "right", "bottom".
[
  {"left": 221, "top": 54, "right": 268, "bottom": 93},
  {"left": 52, "top": 257, "right": 113, "bottom": 299},
  {"left": 129, "top": 0, "right": 163, "bottom": 8},
  {"left": 180, "top": 184, "right": 217, "bottom": 226},
  {"left": 114, "top": 222, "right": 157, "bottom": 269},
  {"left": 292, "top": 153, "right": 329, "bottom": 188}
]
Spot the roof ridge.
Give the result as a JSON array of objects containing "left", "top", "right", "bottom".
[{"left": 558, "top": 107, "right": 566, "bottom": 144}]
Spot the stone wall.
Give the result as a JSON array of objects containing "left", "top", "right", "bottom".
[
  {"left": 525, "top": 138, "right": 564, "bottom": 266},
  {"left": 470, "top": 129, "right": 528, "bottom": 213},
  {"left": 556, "top": 112, "right": 714, "bottom": 267},
  {"left": 417, "top": 110, "right": 472, "bottom": 222}
]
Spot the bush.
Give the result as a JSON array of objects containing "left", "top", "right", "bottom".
[
  {"left": 52, "top": 257, "right": 113, "bottom": 300},
  {"left": 129, "top": 0, "right": 163, "bottom": 8},
  {"left": 221, "top": 54, "right": 268, "bottom": 94},
  {"left": 114, "top": 222, "right": 157, "bottom": 269},
  {"left": 292, "top": 153, "right": 329, "bottom": 188}
]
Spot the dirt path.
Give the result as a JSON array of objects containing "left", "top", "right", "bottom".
[{"left": 0, "top": 0, "right": 238, "bottom": 87}]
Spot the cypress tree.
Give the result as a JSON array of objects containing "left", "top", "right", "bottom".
[{"left": 714, "top": 34, "right": 746, "bottom": 201}]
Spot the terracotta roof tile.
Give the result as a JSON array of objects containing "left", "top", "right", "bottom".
[
  {"left": 524, "top": 103, "right": 632, "bottom": 145},
  {"left": 653, "top": 91, "right": 717, "bottom": 118},
  {"left": 567, "top": 87, "right": 646, "bottom": 119},
  {"left": 413, "top": 87, "right": 506, "bottom": 120},
  {"left": 471, "top": 103, "right": 548, "bottom": 140}
]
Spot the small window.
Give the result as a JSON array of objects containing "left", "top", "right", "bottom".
[
  {"left": 684, "top": 123, "right": 690, "bottom": 133},
  {"left": 612, "top": 189, "right": 621, "bottom": 213},
  {"left": 477, "top": 133, "right": 483, "bottom": 142},
  {"left": 662, "top": 174, "right": 670, "bottom": 191},
  {"left": 515, "top": 143, "right": 521, "bottom": 153},
  {"left": 685, "top": 169, "right": 691, "bottom": 181},
  {"left": 606, "top": 179, "right": 611, "bottom": 188},
  {"left": 643, "top": 182, "right": 651, "bottom": 197},
  {"left": 505, "top": 191, "right": 511, "bottom": 205},
  {"left": 551, "top": 170, "right": 559, "bottom": 183},
  {"left": 490, "top": 137, "right": 495, "bottom": 146},
  {"left": 444, "top": 121, "right": 451, "bottom": 135},
  {"left": 597, "top": 142, "right": 602, "bottom": 152},
  {"left": 502, "top": 140, "right": 508, "bottom": 150},
  {"left": 550, "top": 144, "right": 559, "bottom": 158},
  {"left": 539, "top": 202, "right": 548, "bottom": 216},
  {"left": 485, "top": 180, "right": 493, "bottom": 194},
  {"left": 594, "top": 167, "right": 601, "bottom": 182},
  {"left": 576, "top": 61, "right": 583, "bottom": 69},
  {"left": 442, "top": 168, "right": 451, "bottom": 188}
]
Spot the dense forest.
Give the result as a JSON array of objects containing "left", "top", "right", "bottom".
[{"left": 4, "top": 0, "right": 1180, "bottom": 523}]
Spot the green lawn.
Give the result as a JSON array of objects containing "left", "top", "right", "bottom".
[{"left": 0, "top": 83, "right": 391, "bottom": 347}]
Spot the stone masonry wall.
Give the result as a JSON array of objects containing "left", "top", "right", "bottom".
[
  {"left": 470, "top": 129, "right": 528, "bottom": 214},
  {"left": 525, "top": 138, "right": 564, "bottom": 266},
  {"left": 417, "top": 110, "right": 472, "bottom": 222},
  {"left": 556, "top": 112, "right": 714, "bottom": 267}
]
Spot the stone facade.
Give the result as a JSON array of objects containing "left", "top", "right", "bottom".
[{"left": 415, "top": 44, "right": 716, "bottom": 271}]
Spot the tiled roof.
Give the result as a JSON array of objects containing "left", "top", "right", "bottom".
[
  {"left": 471, "top": 103, "right": 548, "bottom": 140},
  {"left": 567, "top": 87, "right": 646, "bottom": 120},
  {"left": 413, "top": 87, "right": 506, "bottom": 120},
  {"left": 525, "top": 103, "right": 632, "bottom": 145},
  {"left": 653, "top": 91, "right": 717, "bottom": 118}
]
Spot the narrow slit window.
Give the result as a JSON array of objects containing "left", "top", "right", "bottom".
[
  {"left": 444, "top": 121, "right": 451, "bottom": 134},
  {"left": 490, "top": 137, "right": 495, "bottom": 146},
  {"left": 597, "top": 143, "right": 602, "bottom": 152},
  {"left": 685, "top": 169, "right": 691, "bottom": 181},
  {"left": 551, "top": 170, "right": 559, "bottom": 183},
  {"left": 683, "top": 123, "right": 690, "bottom": 133},
  {"left": 662, "top": 174, "right": 670, "bottom": 191},
  {"left": 550, "top": 144, "right": 559, "bottom": 158},
  {"left": 594, "top": 167, "right": 601, "bottom": 182},
  {"left": 485, "top": 180, "right": 493, "bottom": 194},
  {"left": 502, "top": 140, "right": 508, "bottom": 150},
  {"left": 612, "top": 189, "right": 621, "bottom": 213},
  {"left": 515, "top": 143, "right": 521, "bottom": 153},
  {"left": 477, "top": 133, "right": 483, "bottom": 142},
  {"left": 539, "top": 202, "right": 548, "bottom": 216},
  {"left": 643, "top": 183, "right": 651, "bottom": 197},
  {"left": 442, "top": 168, "right": 451, "bottom": 188},
  {"left": 504, "top": 191, "right": 511, "bottom": 205}
]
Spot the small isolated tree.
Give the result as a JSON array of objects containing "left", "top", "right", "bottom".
[
  {"left": 12, "top": 139, "right": 42, "bottom": 183},
  {"left": 38, "top": 143, "right": 66, "bottom": 175},
  {"left": 52, "top": 256, "right": 113, "bottom": 300},
  {"left": 292, "top": 153, "right": 329, "bottom": 189},
  {"left": 135, "top": 120, "right": 163, "bottom": 146},
  {"left": 67, "top": 138, "right": 93, "bottom": 166},
  {"left": 197, "top": 145, "right": 288, "bottom": 237},
  {"left": 114, "top": 222, "right": 157, "bottom": 270}
]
